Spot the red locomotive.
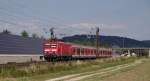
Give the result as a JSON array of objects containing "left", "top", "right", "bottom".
[{"left": 43, "top": 40, "right": 112, "bottom": 61}]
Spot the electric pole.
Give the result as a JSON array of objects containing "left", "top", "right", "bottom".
[
  {"left": 50, "top": 27, "right": 55, "bottom": 40},
  {"left": 96, "top": 27, "right": 100, "bottom": 49}
]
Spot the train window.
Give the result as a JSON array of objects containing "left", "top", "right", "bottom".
[
  {"left": 77, "top": 48, "right": 80, "bottom": 54},
  {"left": 84, "top": 49, "right": 85, "bottom": 54},
  {"left": 44, "top": 43, "right": 57, "bottom": 48},
  {"left": 91, "top": 50, "right": 93, "bottom": 54},
  {"left": 72, "top": 48, "right": 76, "bottom": 54},
  {"left": 94, "top": 50, "right": 96, "bottom": 54},
  {"left": 89, "top": 49, "right": 91, "bottom": 54},
  {"left": 109, "top": 51, "right": 111, "bottom": 55},
  {"left": 86, "top": 49, "right": 88, "bottom": 54},
  {"left": 104, "top": 51, "right": 106, "bottom": 55},
  {"left": 87, "top": 49, "right": 90, "bottom": 54},
  {"left": 50, "top": 44, "right": 57, "bottom": 48},
  {"left": 90, "top": 50, "right": 92, "bottom": 54},
  {"left": 92, "top": 50, "right": 94, "bottom": 54},
  {"left": 81, "top": 48, "right": 84, "bottom": 54},
  {"left": 91, "top": 49, "right": 93, "bottom": 54},
  {"left": 108, "top": 51, "right": 109, "bottom": 55},
  {"left": 106, "top": 51, "right": 108, "bottom": 55},
  {"left": 101, "top": 51, "right": 103, "bottom": 54},
  {"left": 40, "top": 56, "right": 44, "bottom": 60},
  {"left": 101, "top": 51, "right": 103, "bottom": 55},
  {"left": 98, "top": 50, "right": 100, "bottom": 55}
]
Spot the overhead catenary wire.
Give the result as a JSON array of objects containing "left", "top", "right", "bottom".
[
  {"left": 0, "top": 6, "right": 74, "bottom": 37},
  {"left": 0, "top": 1, "right": 69, "bottom": 28},
  {"left": 0, "top": 0, "right": 95, "bottom": 38},
  {"left": 0, "top": 7, "right": 55, "bottom": 28}
]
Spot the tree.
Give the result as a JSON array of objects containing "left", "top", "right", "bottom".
[
  {"left": 21, "top": 30, "right": 29, "bottom": 37},
  {"left": 2, "top": 29, "right": 11, "bottom": 34},
  {"left": 32, "top": 33, "right": 38, "bottom": 38}
]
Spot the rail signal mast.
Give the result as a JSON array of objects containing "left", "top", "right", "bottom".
[
  {"left": 96, "top": 27, "right": 100, "bottom": 49},
  {"left": 50, "top": 27, "right": 55, "bottom": 40}
]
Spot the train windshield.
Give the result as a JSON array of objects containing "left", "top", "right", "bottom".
[{"left": 44, "top": 43, "right": 57, "bottom": 48}]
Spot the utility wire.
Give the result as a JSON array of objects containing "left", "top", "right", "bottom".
[
  {"left": 0, "top": 1, "right": 68, "bottom": 28},
  {"left": 0, "top": 0, "right": 93, "bottom": 37}
]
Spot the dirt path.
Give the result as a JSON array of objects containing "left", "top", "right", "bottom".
[
  {"left": 46, "top": 60, "right": 142, "bottom": 81},
  {"left": 98, "top": 59, "right": 150, "bottom": 81}
]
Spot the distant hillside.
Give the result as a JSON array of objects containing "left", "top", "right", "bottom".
[
  {"left": 142, "top": 40, "right": 150, "bottom": 45},
  {"left": 62, "top": 35, "right": 150, "bottom": 48}
]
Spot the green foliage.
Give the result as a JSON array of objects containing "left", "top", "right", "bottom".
[
  {"left": 21, "top": 30, "right": 29, "bottom": 37},
  {"left": 70, "top": 39, "right": 109, "bottom": 48}
]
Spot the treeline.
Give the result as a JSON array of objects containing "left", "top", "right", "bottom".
[
  {"left": 67, "top": 39, "right": 109, "bottom": 48},
  {"left": 1, "top": 29, "right": 44, "bottom": 39},
  {"left": 62, "top": 35, "right": 150, "bottom": 48}
]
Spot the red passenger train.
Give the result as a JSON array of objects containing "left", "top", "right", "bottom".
[{"left": 43, "top": 40, "right": 112, "bottom": 61}]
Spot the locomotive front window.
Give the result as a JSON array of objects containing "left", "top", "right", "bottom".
[{"left": 44, "top": 43, "right": 57, "bottom": 48}]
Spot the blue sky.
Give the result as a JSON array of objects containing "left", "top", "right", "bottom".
[{"left": 0, "top": 0, "right": 149, "bottom": 40}]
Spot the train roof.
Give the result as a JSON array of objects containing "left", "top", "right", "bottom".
[
  {"left": 44, "top": 39, "right": 112, "bottom": 50},
  {"left": 64, "top": 42, "right": 112, "bottom": 50}
]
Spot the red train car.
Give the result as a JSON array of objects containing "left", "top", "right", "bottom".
[{"left": 43, "top": 40, "right": 112, "bottom": 61}]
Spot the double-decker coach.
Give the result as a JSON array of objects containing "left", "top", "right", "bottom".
[{"left": 43, "top": 40, "right": 112, "bottom": 61}]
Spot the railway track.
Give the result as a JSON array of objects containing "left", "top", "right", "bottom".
[
  {"left": 0, "top": 61, "right": 49, "bottom": 68},
  {"left": 0, "top": 60, "right": 85, "bottom": 68},
  {"left": 0, "top": 57, "right": 133, "bottom": 68}
]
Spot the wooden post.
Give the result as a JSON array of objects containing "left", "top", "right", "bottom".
[
  {"left": 128, "top": 50, "right": 130, "bottom": 55},
  {"left": 149, "top": 50, "right": 150, "bottom": 57},
  {"left": 128, "top": 50, "right": 130, "bottom": 56}
]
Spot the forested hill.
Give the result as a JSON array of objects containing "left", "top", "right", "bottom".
[
  {"left": 62, "top": 35, "right": 150, "bottom": 48},
  {"left": 142, "top": 40, "right": 150, "bottom": 45}
]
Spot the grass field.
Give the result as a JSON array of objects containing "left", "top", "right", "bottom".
[
  {"left": 98, "top": 59, "right": 150, "bottom": 81},
  {"left": 79, "top": 58, "right": 150, "bottom": 81},
  {"left": 0, "top": 57, "right": 144, "bottom": 81}
]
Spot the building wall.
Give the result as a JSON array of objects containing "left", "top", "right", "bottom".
[
  {"left": 0, "top": 34, "right": 43, "bottom": 54},
  {"left": 0, "top": 54, "right": 44, "bottom": 64},
  {"left": 0, "top": 34, "right": 44, "bottom": 64}
]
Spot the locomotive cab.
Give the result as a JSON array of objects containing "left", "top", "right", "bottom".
[
  {"left": 43, "top": 40, "right": 58, "bottom": 61},
  {"left": 44, "top": 43, "right": 57, "bottom": 54}
]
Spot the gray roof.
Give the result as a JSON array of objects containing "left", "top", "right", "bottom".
[{"left": 0, "top": 33, "right": 43, "bottom": 55}]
